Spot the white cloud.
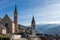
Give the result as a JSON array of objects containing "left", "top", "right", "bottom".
[
  {"left": 36, "top": 21, "right": 60, "bottom": 24},
  {"left": 33, "top": 3, "right": 60, "bottom": 24},
  {"left": 18, "top": 0, "right": 60, "bottom": 26}
]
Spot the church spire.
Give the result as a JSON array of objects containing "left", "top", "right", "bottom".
[
  {"left": 14, "top": 5, "right": 18, "bottom": 14},
  {"left": 31, "top": 16, "right": 36, "bottom": 37},
  {"left": 31, "top": 16, "right": 35, "bottom": 29},
  {"left": 14, "top": 5, "right": 18, "bottom": 33},
  {"left": 31, "top": 16, "right": 35, "bottom": 25}
]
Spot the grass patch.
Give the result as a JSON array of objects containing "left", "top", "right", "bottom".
[{"left": 0, "top": 34, "right": 11, "bottom": 40}]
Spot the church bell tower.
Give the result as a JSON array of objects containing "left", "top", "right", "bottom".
[
  {"left": 31, "top": 16, "right": 36, "bottom": 37},
  {"left": 14, "top": 5, "right": 18, "bottom": 33}
]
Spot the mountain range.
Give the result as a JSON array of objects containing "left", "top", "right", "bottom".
[{"left": 35, "top": 24, "right": 60, "bottom": 35}]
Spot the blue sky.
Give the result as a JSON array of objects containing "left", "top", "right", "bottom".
[{"left": 0, "top": 0, "right": 60, "bottom": 26}]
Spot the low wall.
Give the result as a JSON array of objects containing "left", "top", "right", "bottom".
[
  {"left": 29, "top": 37, "right": 41, "bottom": 40},
  {"left": 20, "top": 38, "right": 28, "bottom": 40},
  {"left": 10, "top": 34, "right": 21, "bottom": 40}
]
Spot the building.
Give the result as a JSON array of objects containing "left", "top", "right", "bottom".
[
  {"left": 29, "top": 16, "right": 36, "bottom": 38},
  {"left": 0, "top": 25, "right": 6, "bottom": 34},
  {"left": 0, "top": 5, "right": 60, "bottom": 40},
  {"left": 0, "top": 5, "right": 26, "bottom": 34}
]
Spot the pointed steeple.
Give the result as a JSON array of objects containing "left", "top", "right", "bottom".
[
  {"left": 31, "top": 16, "right": 36, "bottom": 37},
  {"left": 15, "top": 5, "right": 17, "bottom": 11},
  {"left": 14, "top": 5, "right": 18, "bottom": 14},
  {"left": 31, "top": 16, "right": 35, "bottom": 25},
  {"left": 14, "top": 5, "right": 18, "bottom": 33},
  {"left": 31, "top": 16, "right": 35, "bottom": 29}
]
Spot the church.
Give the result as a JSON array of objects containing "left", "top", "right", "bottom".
[
  {"left": 0, "top": 5, "right": 18, "bottom": 34},
  {"left": 0, "top": 5, "right": 60, "bottom": 40},
  {"left": 0, "top": 5, "right": 36, "bottom": 36}
]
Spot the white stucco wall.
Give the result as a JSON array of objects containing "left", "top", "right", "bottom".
[
  {"left": 2, "top": 29, "right": 6, "bottom": 34},
  {"left": 12, "top": 23, "right": 15, "bottom": 33},
  {"left": 10, "top": 35, "right": 21, "bottom": 40}
]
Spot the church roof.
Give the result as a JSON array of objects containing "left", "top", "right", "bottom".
[
  {"left": 3, "top": 14, "right": 12, "bottom": 22},
  {"left": 0, "top": 25, "right": 6, "bottom": 30}
]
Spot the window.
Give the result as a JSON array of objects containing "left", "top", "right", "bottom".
[
  {"left": 5, "top": 23, "right": 9, "bottom": 33},
  {"left": 5, "top": 23, "right": 8, "bottom": 27}
]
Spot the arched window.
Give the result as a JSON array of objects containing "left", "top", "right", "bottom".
[
  {"left": 5, "top": 23, "right": 9, "bottom": 33},
  {"left": 5, "top": 23, "right": 8, "bottom": 28}
]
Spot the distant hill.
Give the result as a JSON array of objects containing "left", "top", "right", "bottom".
[
  {"left": 18, "top": 24, "right": 27, "bottom": 29},
  {"left": 18, "top": 24, "right": 60, "bottom": 35},
  {"left": 36, "top": 24, "right": 60, "bottom": 35}
]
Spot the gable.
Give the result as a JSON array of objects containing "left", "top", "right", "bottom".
[
  {"left": 1, "top": 14, "right": 13, "bottom": 33},
  {"left": 2, "top": 14, "right": 12, "bottom": 22}
]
